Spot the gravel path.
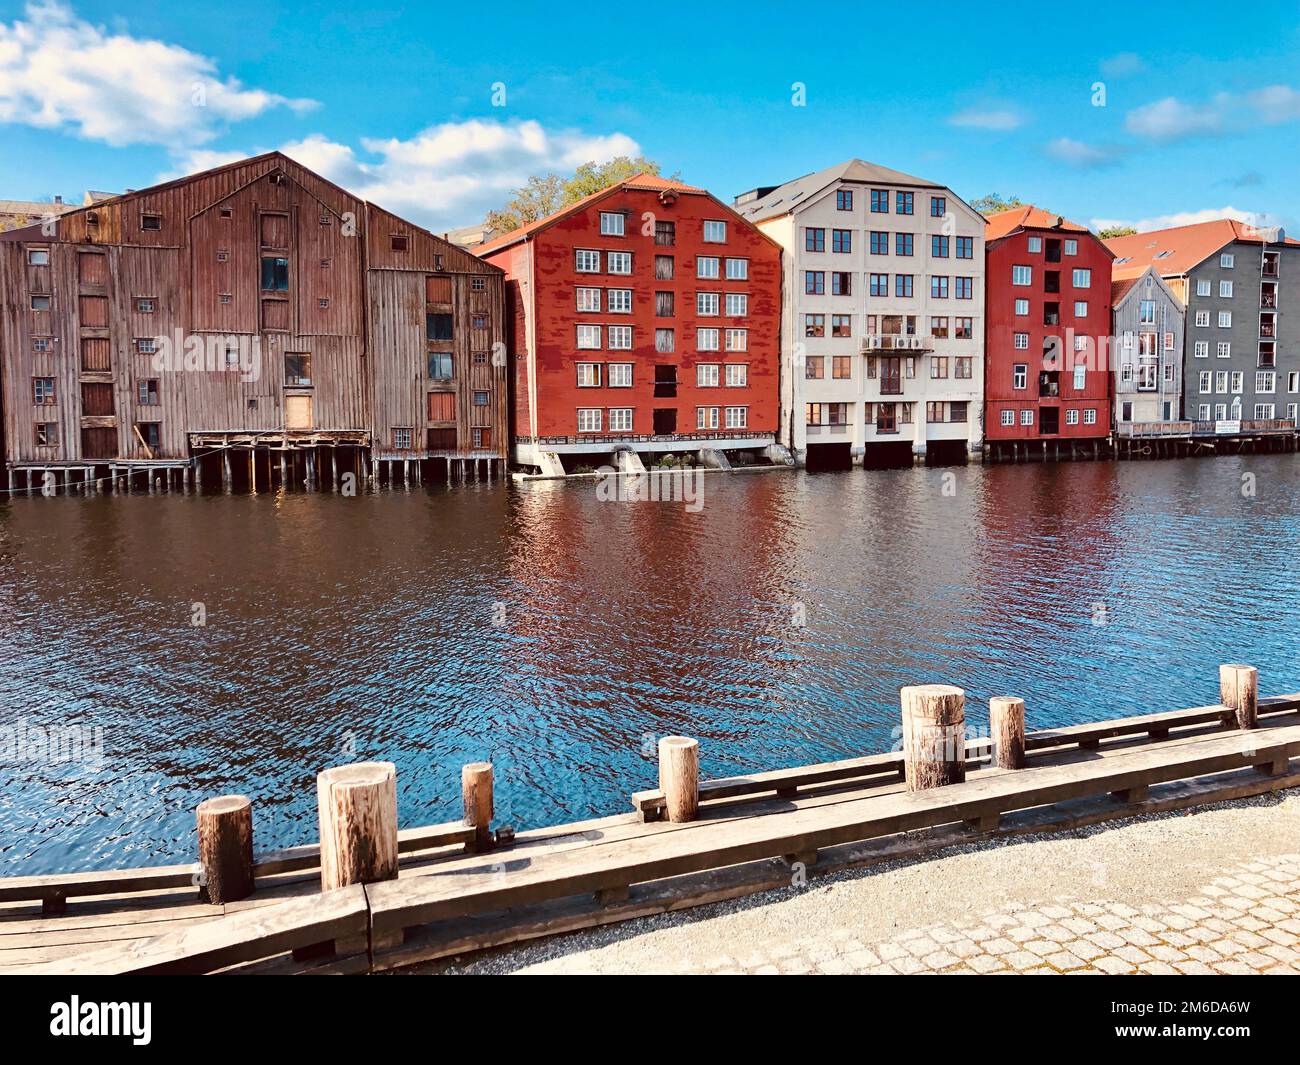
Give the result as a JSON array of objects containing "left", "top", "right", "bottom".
[{"left": 419, "top": 790, "right": 1300, "bottom": 975}]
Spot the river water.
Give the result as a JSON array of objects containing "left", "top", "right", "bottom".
[{"left": 2, "top": 456, "right": 1298, "bottom": 874}]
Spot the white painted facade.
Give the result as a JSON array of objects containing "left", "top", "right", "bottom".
[{"left": 743, "top": 165, "right": 986, "bottom": 464}]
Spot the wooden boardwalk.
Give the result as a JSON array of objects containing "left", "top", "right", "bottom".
[{"left": 3, "top": 688, "right": 1298, "bottom": 975}]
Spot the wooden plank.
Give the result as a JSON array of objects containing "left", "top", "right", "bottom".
[
  {"left": 369, "top": 726, "right": 1300, "bottom": 933},
  {"left": 20, "top": 885, "right": 369, "bottom": 976},
  {"left": 0, "top": 863, "right": 198, "bottom": 904}
]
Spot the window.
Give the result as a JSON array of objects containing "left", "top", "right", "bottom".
[
  {"left": 656, "top": 291, "right": 674, "bottom": 317},
  {"left": 870, "top": 274, "right": 888, "bottom": 297},
  {"left": 134, "top": 337, "right": 157, "bottom": 354},
  {"left": 577, "top": 409, "right": 602, "bottom": 433},
  {"left": 955, "top": 356, "right": 972, "bottom": 379},
  {"left": 1231, "top": 371, "right": 1244, "bottom": 394},
  {"left": 1194, "top": 341, "right": 1209, "bottom": 358},
  {"left": 1164, "top": 332, "right": 1175, "bottom": 351},
  {"left": 1073, "top": 365, "right": 1086, "bottom": 390},
  {"left": 955, "top": 277, "right": 972, "bottom": 300},
  {"left": 931, "top": 235, "right": 950, "bottom": 258},
  {"left": 697, "top": 406, "right": 719, "bottom": 429},
  {"left": 1015, "top": 298, "right": 1029, "bottom": 316},
  {"left": 1257, "top": 371, "right": 1276, "bottom": 393},
  {"left": 608, "top": 325, "right": 632, "bottom": 350},
  {"left": 608, "top": 363, "right": 633, "bottom": 388},
  {"left": 1083, "top": 409, "right": 1097, "bottom": 425},
  {"left": 1014, "top": 332, "right": 1029, "bottom": 349},
  {"left": 800, "top": 226, "right": 821, "bottom": 253},
  {"left": 698, "top": 256, "right": 720, "bottom": 278},
  {"left": 725, "top": 293, "right": 748, "bottom": 316},
  {"left": 832, "top": 356, "right": 852, "bottom": 380},
  {"left": 428, "top": 352, "right": 453, "bottom": 380},
  {"left": 1290, "top": 372, "right": 1300, "bottom": 394},
  {"left": 1072, "top": 268, "right": 1091, "bottom": 288},
  {"left": 1215, "top": 371, "right": 1229, "bottom": 393},
  {"left": 720, "top": 327, "right": 748, "bottom": 352},
  {"left": 832, "top": 229, "right": 852, "bottom": 254},
  {"left": 1199, "top": 371, "right": 1212, "bottom": 393},
  {"left": 697, "top": 292, "right": 720, "bottom": 316},
  {"left": 1218, "top": 311, "right": 1232, "bottom": 328},
  {"left": 805, "top": 271, "right": 824, "bottom": 295},
  {"left": 725, "top": 258, "right": 748, "bottom": 280},
  {"left": 1197, "top": 279, "right": 1212, "bottom": 297},
  {"left": 870, "top": 231, "right": 889, "bottom": 255},
  {"left": 577, "top": 287, "right": 601, "bottom": 312},
  {"left": 1217, "top": 342, "right": 1232, "bottom": 359},
  {"left": 1013, "top": 364, "right": 1028, "bottom": 389},
  {"left": 930, "top": 195, "right": 946, "bottom": 217},
  {"left": 1074, "top": 301, "right": 1088, "bottom": 317},
  {"left": 895, "top": 233, "right": 913, "bottom": 257},
  {"left": 724, "top": 406, "right": 747, "bottom": 429},
  {"left": 426, "top": 313, "right": 453, "bottom": 341},
  {"left": 607, "top": 251, "right": 632, "bottom": 275},
  {"left": 1066, "top": 409, "right": 1080, "bottom": 425},
  {"left": 608, "top": 408, "right": 632, "bottom": 432},
  {"left": 895, "top": 275, "right": 913, "bottom": 298},
  {"left": 655, "top": 221, "right": 675, "bottom": 245},
  {"left": 31, "top": 294, "right": 51, "bottom": 311},
  {"left": 831, "top": 273, "right": 852, "bottom": 297},
  {"left": 1256, "top": 403, "right": 1276, "bottom": 419},
  {"left": 703, "top": 220, "right": 727, "bottom": 243},
  {"left": 33, "top": 378, "right": 55, "bottom": 404},
  {"left": 600, "top": 211, "right": 625, "bottom": 236},
  {"left": 656, "top": 328, "right": 675, "bottom": 353},
  {"left": 697, "top": 328, "right": 720, "bottom": 350},
  {"left": 896, "top": 191, "right": 914, "bottom": 214},
  {"left": 390, "top": 235, "right": 408, "bottom": 252},
  {"left": 1219, "top": 280, "right": 1233, "bottom": 298},
  {"left": 697, "top": 363, "right": 720, "bottom": 387},
  {"left": 219, "top": 293, "right": 232, "bottom": 304},
  {"left": 1021, "top": 409, "right": 1034, "bottom": 426},
  {"left": 607, "top": 289, "right": 632, "bottom": 314},
  {"left": 1221, "top": 253, "right": 1235, "bottom": 268},
  {"left": 870, "top": 189, "right": 889, "bottom": 213},
  {"left": 285, "top": 354, "right": 312, "bottom": 386},
  {"left": 931, "top": 316, "right": 950, "bottom": 339},
  {"left": 725, "top": 363, "right": 748, "bottom": 387},
  {"left": 836, "top": 189, "right": 853, "bottom": 211},
  {"left": 1012, "top": 265, "right": 1032, "bottom": 286},
  {"left": 805, "top": 356, "right": 824, "bottom": 380},
  {"left": 261, "top": 257, "right": 289, "bottom": 291},
  {"left": 1000, "top": 410, "right": 1015, "bottom": 426},
  {"left": 1195, "top": 310, "right": 1210, "bottom": 327},
  {"left": 1064, "top": 239, "right": 1078, "bottom": 256},
  {"left": 930, "top": 276, "right": 949, "bottom": 299},
  {"left": 955, "top": 317, "right": 973, "bottom": 339},
  {"left": 931, "top": 357, "right": 949, "bottom": 379},
  {"left": 473, "top": 352, "right": 488, "bottom": 365},
  {"left": 1198, "top": 403, "right": 1211, "bottom": 419},
  {"left": 956, "top": 236, "right": 973, "bottom": 259},
  {"left": 34, "top": 423, "right": 55, "bottom": 446},
  {"left": 655, "top": 255, "right": 674, "bottom": 280},
  {"left": 1027, "top": 237, "right": 1042, "bottom": 253},
  {"left": 804, "top": 314, "right": 825, "bottom": 338},
  {"left": 135, "top": 297, "right": 156, "bottom": 313},
  {"left": 577, "top": 325, "right": 602, "bottom": 349},
  {"left": 32, "top": 336, "right": 52, "bottom": 353},
  {"left": 27, "top": 248, "right": 50, "bottom": 265},
  {"left": 141, "top": 213, "right": 162, "bottom": 231},
  {"left": 471, "top": 276, "right": 486, "bottom": 291},
  {"left": 575, "top": 249, "right": 600, "bottom": 273},
  {"left": 830, "top": 316, "right": 851, "bottom": 338}
]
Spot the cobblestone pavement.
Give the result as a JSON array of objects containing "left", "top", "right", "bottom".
[{"left": 436, "top": 792, "right": 1300, "bottom": 975}]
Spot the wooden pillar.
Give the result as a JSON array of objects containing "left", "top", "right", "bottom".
[
  {"left": 901, "top": 683, "right": 966, "bottom": 791},
  {"left": 222, "top": 448, "right": 232, "bottom": 494},
  {"left": 331, "top": 447, "right": 338, "bottom": 492},
  {"left": 989, "top": 696, "right": 1026, "bottom": 769},
  {"left": 461, "top": 762, "right": 494, "bottom": 852},
  {"left": 306, "top": 449, "right": 317, "bottom": 491},
  {"left": 195, "top": 795, "right": 254, "bottom": 904},
  {"left": 403, "top": 458, "right": 410, "bottom": 488},
  {"left": 279, "top": 450, "right": 287, "bottom": 489},
  {"left": 316, "top": 762, "right": 399, "bottom": 892},
  {"left": 1219, "top": 663, "right": 1258, "bottom": 730},
  {"left": 658, "top": 736, "right": 700, "bottom": 823},
  {"left": 248, "top": 449, "right": 257, "bottom": 494}
]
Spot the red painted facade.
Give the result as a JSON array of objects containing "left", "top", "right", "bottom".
[
  {"left": 481, "top": 178, "right": 782, "bottom": 459},
  {"left": 984, "top": 216, "right": 1114, "bottom": 443}
]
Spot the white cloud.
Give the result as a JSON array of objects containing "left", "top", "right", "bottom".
[
  {"left": 1126, "top": 85, "right": 1300, "bottom": 142},
  {"left": 0, "top": 1, "right": 315, "bottom": 147},
  {"left": 169, "top": 119, "right": 643, "bottom": 231},
  {"left": 1045, "top": 137, "right": 1126, "bottom": 168},
  {"left": 948, "top": 107, "right": 1023, "bottom": 131},
  {"left": 1099, "top": 52, "right": 1144, "bottom": 77},
  {"left": 1090, "top": 205, "right": 1282, "bottom": 233}
]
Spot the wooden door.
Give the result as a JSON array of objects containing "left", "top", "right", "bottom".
[{"left": 285, "top": 395, "right": 313, "bottom": 430}]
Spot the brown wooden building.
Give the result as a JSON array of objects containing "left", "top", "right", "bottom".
[{"left": 0, "top": 152, "right": 506, "bottom": 493}]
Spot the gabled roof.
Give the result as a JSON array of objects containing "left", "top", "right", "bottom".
[
  {"left": 1105, "top": 218, "right": 1299, "bottom": 280},
  {"left": 477, "top": 173, "right": 707, "bottom": 256},
  {"left": 983, "top": 204, "right": 1091, "bottom": 242},
  {"left": 1109, "top": 266, "right": 1185, "bottom": 311},
  {"left": 734, "top": 158, "right": 943, "bottom": 223}
]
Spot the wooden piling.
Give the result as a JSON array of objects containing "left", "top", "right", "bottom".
[
  {"left": 461, "top": 762, "right": 494, "bottom": 852},
  {"left": 901, "top": 684, "right": 966, "bottom": 791},
  {"left": 316, "top": 762, "right": 399, "bottom": 892},
  {"left": 989, "top": 696, "right": 1026, "bottom": 769},
  {"left": 658, "top": 736, "right": 700, "bottom": 823},
  {"left": 1220, "top": 664, "right": 1259, "bottom": 730},
  {"left": 195, "top": 795, "right": 254, "bottom": 904}
]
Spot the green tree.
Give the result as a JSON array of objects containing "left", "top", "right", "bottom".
[
  {"left": 1098, "top": 225, "right": 1137, "bottom": 238},
  {"left": 486, "top": 156, "right": 665, "bottom": 236},
  {"left": 971, "top": 193, "right": 1025, "bottom": 216}
]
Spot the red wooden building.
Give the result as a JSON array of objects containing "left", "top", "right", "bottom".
[
  {"left": 478, "top": 174, "right": 782, "bottom": 473},
  {"left": 984, "top": 206, "right": 1114, "bottom": 459}
]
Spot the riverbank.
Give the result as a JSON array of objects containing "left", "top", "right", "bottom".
[{"left": 429, "top": 791, "right": 1300, "bottom": 975}]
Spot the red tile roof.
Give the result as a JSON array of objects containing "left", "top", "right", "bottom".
[
  {"left": 1110, "top": 276, "right": 1140, "bottom": 305},
  {"left": 477, "top": 173, "right": 706, "bottom": 255},
  {"left": 983, "top": 204, "right": 1091, "bottom": 242},
  {"left": 1105, "top": 218, "right": 1299, "bottom": 280}
]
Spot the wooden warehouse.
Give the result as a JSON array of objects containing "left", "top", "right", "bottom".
[{"left": 0, "top": 152, "right": 507, "bottom": 494}]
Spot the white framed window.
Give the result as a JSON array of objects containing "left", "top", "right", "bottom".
[
  {"left": 1013, "top": 364, "right": 1028, "bottom": 389},
  {"left": 697, "top": 292, "right": 719, "bottom": 316},
  {"left": 1215, "top": 371, "right": 1229, "bottom": 393},
  {"left": 1255, "top": 403, "right": 1275, "bottom": 419},
  {"left": 1020, "top": 409, "right": 1034, "bottom": 425},
  {"left": 1195, "top": 310, "right": 1210, "bottom": 327},
  {"left": 696, "top": 327, "right": 720, "bottom": 350},
  {"left": 1083, "top": 409, "right": 1097, "bottom": 425},
  {"left": 1027, "top": 237, "right": 1042, "bottom": 253},
  {"left": 577, "top": 408, "right": 602, "bottom": 433},
  {"left": 1120, "top": 362, "right": 1134, "bottom": 384},
  {"left": 1000, "top": 410, "right": 1015, "bottom": 426},
  {"left": 608, "top": 325, "right": 632, "bottom": 350},
  {"left": 1014, "top": 298, "right": 1029, "bottom": 315},
  {"left": 607, "top": 288, "right": 633, "bottom": 314},
  {"left": 28, "top": 247, "right": 50, "bottom": 265},
  {"left": 724, "top": 328, "right": 748, "bottom": 351},
  {"left": 1199, "top": 371, "right": 1212, "bottom": 393},
  {"left": 1073, "top": 334, "right": 1088, "bottom": 352},
  {"left": 724, "top": 406, "right": 748, "bottom": 429},
  {"left": 608, "top": 363, "right": 633, "bottom": 388},
  {"left": 1198, "top": 403, "right": 1211, "bottom": 419},
  {"left": 576, "top": 325, "right": 602, "bottom": 349},
  {"left": 697, "top": 363, "right": 720, "bottom": 387},
  {"left": 599, "top": 211, "right": 625, "bottom": 236},
  {"left": 575, "top": 249, "right": 600, "bottom": 273},
  {"left": 1012, "top": 265, "right": 1032, "bottom": 286},
  {"left": 576, "top": 362, "right": 602, "bottom": 387},
  {"left": 1217, "top": 341, "right": 1231, "bottom": 359},
  {"left": 1066, "top": 409, "right": 1079, "bottom": 425},
  {"left": 1194, "top": 341, "right": 1209, "bottom": 358},
  {"left": 1073, "top": 365, "right": 1086, "bottom": 389},
  {"left": 725, "top": 258, "right": 748, "bottom": 280},
  {"left": 1257, "top": 371, "right": 1276, "bottom": 393},
  {"left": 576, "top": 287, "right": 601, "bottom": 312},
  {"left": 725, "top": 363, "right": 748, "bottom": 387},
  {"left": 1074, "top": 301, "right": 1088, "bottom": 317},
  {"left": 1219, "top": 280, "right": 1233, "bottom": 298},
  {"left": 1218, "top": 311, "right": 1232, "bottom": 328},
  {"left": 1215, "top": 403, "right": 1227, "bottom": 419},
  {"left": 697, "top": 256, "right": 720, "bottom": 279},
  {"left": 724, "top": 293, "right": 748, "bottom": 317},
  {"left": 607, "top": 251, "right": 632, "bottom": 275},
  {"left": 1221, "top": 253, "right": 1235, "bottom": 268},
  {"left": 1231, "top": 371, "right": 1244, "bottom": 394},
  {"left": 608, "top": 407, "right": 633, "bottom": 431},
  {"left": 1196, "top": 279, "right": 1212, "bottom": 296},
  {"left": 1064, "top": 239, "right": 1078, "bottom": 256},
  {"left": 697, "top": 405, "right": 720, "bottom": 429},
  {"left": 1014, "top": 333, "right": 1028, "bottom": 349},
  {"left": 703, "top": 220, "right": 727, "bottom": 243},
  {"left": 1289, "top": 372, "right": 1300, "bottom": 393},
  {"left": 1072, "top": 268, "right": 1091, "bottom": 288},
  {"left": 1288, "top": 403, "right": 1298, "bottom": 423}
]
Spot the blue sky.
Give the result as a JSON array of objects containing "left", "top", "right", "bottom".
[{"left": 4, "top": 0, "right": 1300, "bottom": 233}]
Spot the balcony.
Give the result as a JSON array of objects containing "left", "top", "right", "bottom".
[{"left": 860, "top": 334, "right": 931, "bottom": 354}]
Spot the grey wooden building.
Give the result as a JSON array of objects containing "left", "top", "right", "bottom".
[{"left": 1110, "top": 267, "right": 1185, "bottom": 426}]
